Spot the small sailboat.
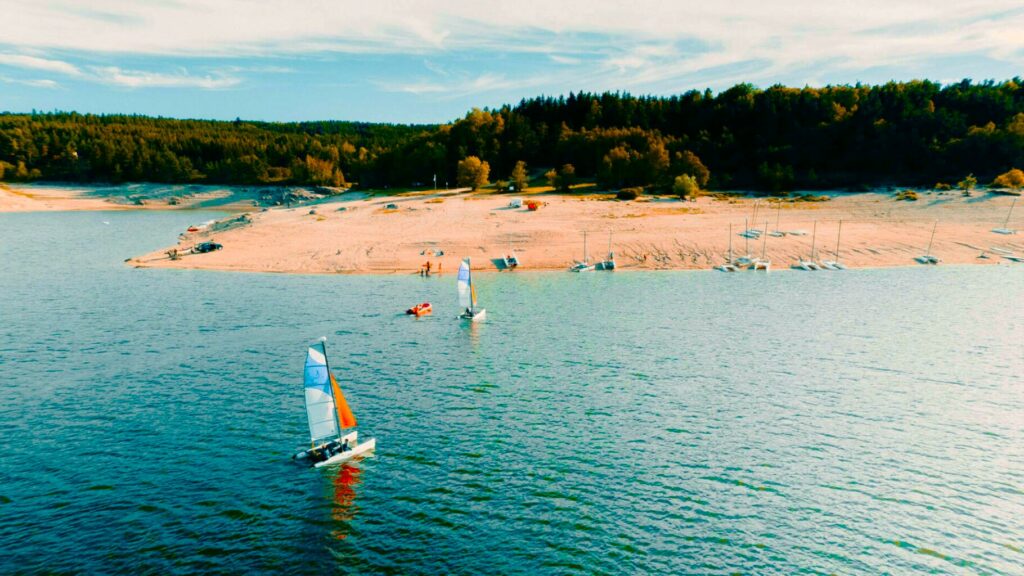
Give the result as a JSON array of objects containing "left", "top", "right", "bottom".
[
  {"left": 751, "top": 219, "right": 771, "bottom": 271},
  {"left": 915, "top": 221, "right": 940, "bottom": 264},
  {"left": 742, "top": 200, "right": 763, "bottom": 238},
  {"left": 293, "top": 338, "right": 376, "bottom": 468},
  {"left": 992, "top": 198, "right": 1017, "bottom": 235},
  {"left": 735, "top": 218, "right": 755, "bottom": 266},
  {"left": 595, "top": 232, "right": 616, "bottom": 270},
  {"left": 716, "top": 223, "right": 739, "bottom": 271},
  {"left": 769, "top": 201, "right": 786, "bottom": 237},
  {"left": 457, "top": 258, "right": 486, "bottom": 321},
  {"left": 570, "top": 231, "right": 596, "bottom": 272},
  {"left": 821, "top": 220, "right": 847, "bottom": 270},
  {"left": 794, "top": 221, "right": 822, "bottom": 270},
  {"left": 502, "top": 237, "right": 520, "bottom": 270}
]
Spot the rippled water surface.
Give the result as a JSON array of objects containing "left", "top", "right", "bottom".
[{"left": 1, "top": 210, "right": 1022, "bottom": 574}]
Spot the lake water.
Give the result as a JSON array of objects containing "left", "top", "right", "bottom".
[{"left": 1, "top": 210, "right": 1022, "bottom": 575}]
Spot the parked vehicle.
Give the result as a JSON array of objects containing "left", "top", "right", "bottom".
[{"left": 195, "top": 242, "right": 223, "bottom": 253}]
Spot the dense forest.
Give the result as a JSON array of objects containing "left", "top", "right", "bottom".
[{"left": 3, "top": 79, "right": 1024, "bottom": 192}]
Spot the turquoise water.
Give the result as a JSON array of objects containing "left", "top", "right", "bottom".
[{"left": 1, "top": 211, "right": 1022, "bottom": 574}]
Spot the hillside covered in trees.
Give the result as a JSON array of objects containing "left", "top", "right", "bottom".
[{"left": 3, "top": 79, "right": 1024, "bottom": 192}]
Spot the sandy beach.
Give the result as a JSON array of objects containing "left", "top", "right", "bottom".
[
  {"left": 0, "top": 183, "right": 276, "bottom": 213},
  {"left": 125, "top": 189, "right": 1023, "bottom": 274},
  {"left": 0, "top": 184, "right": 130, "bottom": 212}
]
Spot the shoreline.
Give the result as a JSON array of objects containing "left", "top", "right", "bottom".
[{"left": 124, "top": 189, "right": 1023, "bottom": 275}]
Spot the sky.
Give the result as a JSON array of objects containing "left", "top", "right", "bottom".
[{"left": 1, "top": 1, "right": 1023, "bottom": 124}]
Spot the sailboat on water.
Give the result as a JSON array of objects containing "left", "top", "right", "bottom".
[
  {"left": 293, "top": 338, "right": 376, "bottom": 468},
  {"left": 458, "top": 257, "right": 486, "bottom": 321},
  {"left": 570, "top": 231, "right": 596, "bottom": 272}
]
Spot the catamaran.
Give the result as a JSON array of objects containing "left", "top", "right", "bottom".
[
  {"left": 458, "top": 257, "right": 486, "bottom": 321},
  {"left": 570, "top": 231, "right": 596, "bottom": 272},
  {"left": 992, "top": 197, "right": 1017, "bottom": 235},
  {"left": 769, "top": 201, "right": 786, "bottom": 237},
  {"left": 716, "top": 223, "right": 739, "bottom": 271},
  {"left": 915, "top": 221, "right": 940, "bottom": 264},
  {"left": 595, "top": 232, "right": 616, "bottom": 270},
  {"left": 735, "top": 218, "right": 755, "bottom": 266},
  {"left": 502, "top": 237, "right": 520, "bottom": 270},
  {"left": 821, "top": 220, "right": 847, "bottom": 270},
  {"left": 751, "top": 219, "right": 771, "bottom": 271},
  {"left": 293, "top": 338, "right": 376, "bottom": 468},
  {"left": 795, "top": 221, "right": 822, "bottom": 270}
]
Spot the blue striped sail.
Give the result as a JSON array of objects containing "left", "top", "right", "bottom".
[
  {"left": 457, "top": 258, "right": 472, "bottom": 308},
  {"left": 303, "top": 344, "right": 339, "bottom": 442}
]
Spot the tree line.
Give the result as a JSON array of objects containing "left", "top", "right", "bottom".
[{"left": 3, "top": 79, "right": 1024, "bottom": 192}]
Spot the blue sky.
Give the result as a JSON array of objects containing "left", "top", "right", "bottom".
[{"left": 1, "top": 1, "right": 1023, "bottom": 124}]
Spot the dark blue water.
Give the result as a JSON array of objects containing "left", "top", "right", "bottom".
[{"left": 1, "top": 210, "right": 1022, "bottom": 575}]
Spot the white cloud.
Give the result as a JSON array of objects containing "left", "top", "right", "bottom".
[
  {"left": 0, "top": 53, "right": 81, "bottom": 76},
  {"left": 0, "top": 1, "right": 1022, "bottom": 93},
  {"left": 90, "top": 66, "right": 240, "bottom": 89},
  {"left": 0, "top": 76, "right": 60, "bottom": 88}
]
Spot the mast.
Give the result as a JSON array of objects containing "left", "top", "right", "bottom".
[
  {"left": 744, "top": 218, "right": 749, "bottom": 255},
  {"left": 835, "top": 220, "right": 843, "bottom": 264},
  {"left": 751, "top": 200, "right": 759, "bottom": 230},
  {"left": 810, "top": 221, "right": 817, "bottom": 261},
  {"left": 1005, "top": 198, "right": 1017, "bottom": 228},
  {"left": 607, "top": 232, "right": 613, "bottom": 259},
  {"left": 320, "top": 338, "right": 343, "bottom": 439},
  {"left": 467, "top": 257, "right": 475, "bottom": 309},
  {"left": 583, "top": 231, "right": 588, "bottom": 264},
  {"left": 925, "top": 221, "right": 937, "bottom": 257},
  {"left": 728, "top": 223, "right": 733, "bottom": 263},
  {"left": 761, "top": 220, "right": 768, "bottom": 259}
]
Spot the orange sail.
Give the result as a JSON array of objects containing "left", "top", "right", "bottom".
[{"left": 329, "top": 372, "right": 357, "bottom": 429}]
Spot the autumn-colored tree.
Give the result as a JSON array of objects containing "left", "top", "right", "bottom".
[
  {"left": 552, "top": 164, "right": 576, "bottom": 192},
  {"left": 457, "top": 156, "right": 490, "bottom": 190},
  {"left": 993, "top": 168, "right": 1024, "bottom": 191},
  {"left": 958, "top": 173, "right": 977, "bottom": 196},
  {"left": 675, "top": 150, "right": 710, "bottom": 188},
  {"left": 673, "top": 174, "right": 700, "bottom": 199},
  {"left": 510, "top": 160, "right": 528, "bottom": 192}
]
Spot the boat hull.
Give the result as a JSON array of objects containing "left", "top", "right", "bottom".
[
  {"left": 459, "top": 309, "right": 486, "bottom": 322},
  {"left": 314, "top": 438, "right": 376, "bottom": 468}
]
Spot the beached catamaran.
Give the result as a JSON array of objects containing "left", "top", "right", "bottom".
[
  {"left": 821, "top": 220, "right": 847, "bottom": 270},
  {"left": 570, "top": 231, "right": 596, "bottom": 272},
  {"left": 293, "top": 338, "right": 375, "bottom": 468},
  {"left": 458, "top": 257, "right": 486, "bottom": 321},
  {"left": 595, "top": 232, "right": 616, "bottom": 270},
  {"left": 916, "top": 221, "right": 940, "bottom": 264},
  {"left": 795, "top": 221, "right": 822, "bottom": 270},
  {"left": 992, "top": 197, "right": 1017, "bottom": 235},
  {"left": 716, "top": 223, "right": 739, "bottom": 272},
  {"left": 751, "top": 219, "right": 771, "bottom": 271}
]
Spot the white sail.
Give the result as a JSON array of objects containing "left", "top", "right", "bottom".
[
  {"left": 303, "top": 344, "right": 339, "bottom": 442},
  {"left": 457, "top": 258, "right": 472, "bottom": 308}
]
